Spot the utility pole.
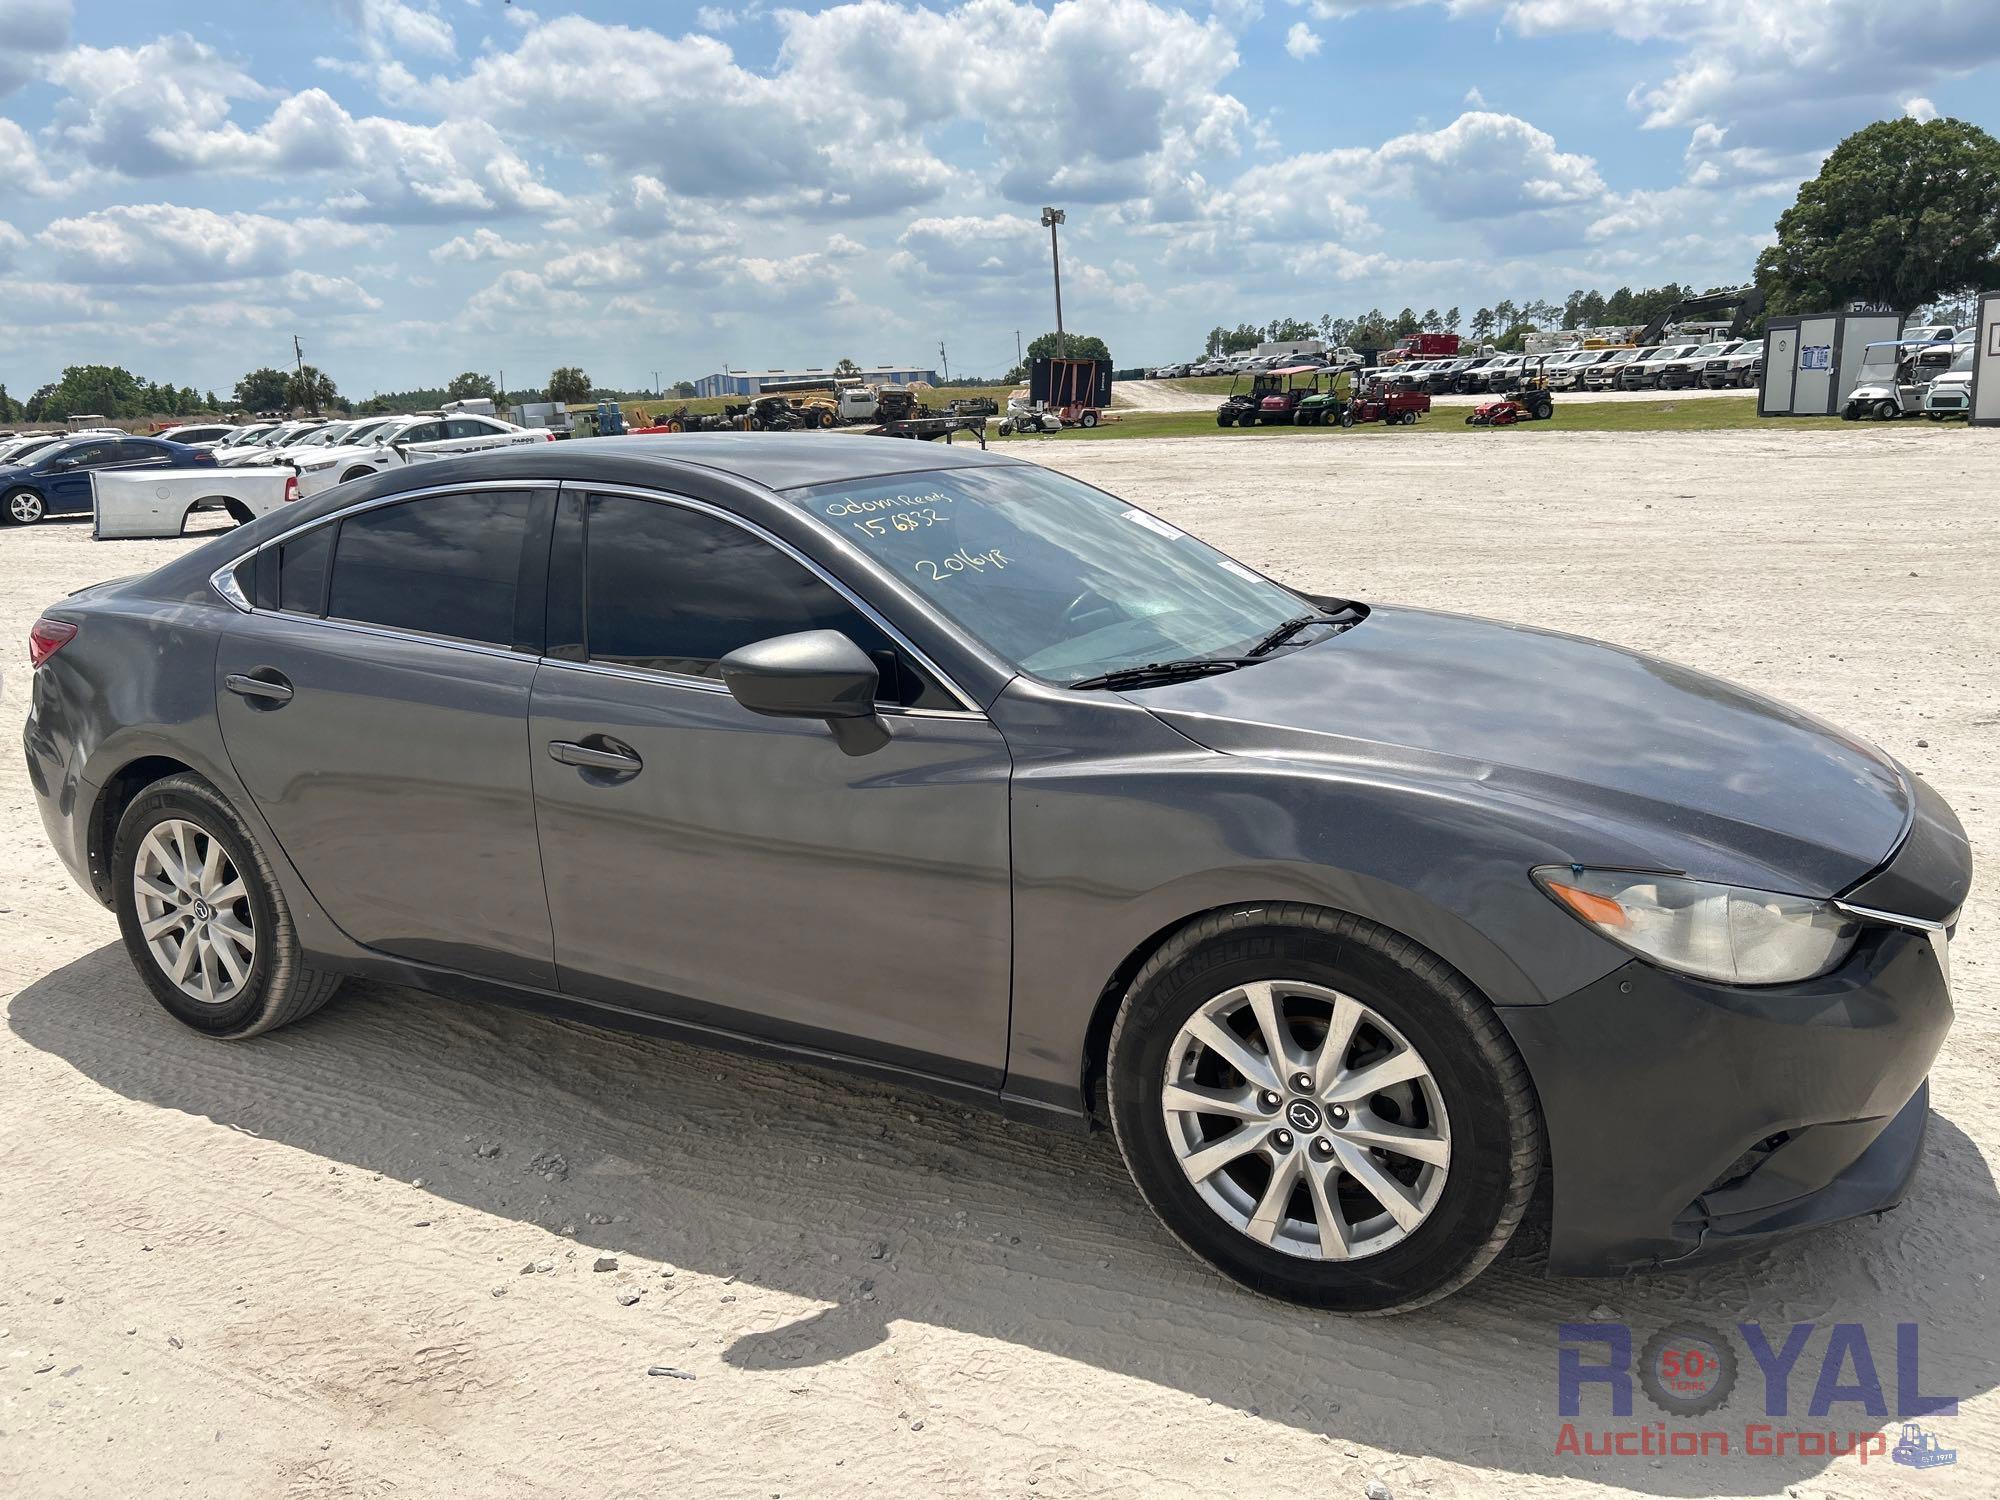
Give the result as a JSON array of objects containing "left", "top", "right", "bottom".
[
  {"left": 938, "top": 340, "right": 949, "bottom": 385},
  {"left": 292, "top": 333, "right": 320, "bottom": 416},
  {"left": 1014, "top": 330, "right": 1023, "bottom": 370},
  {"left": 1040, "top": 207, "right": 1066, "bottom": 357}
]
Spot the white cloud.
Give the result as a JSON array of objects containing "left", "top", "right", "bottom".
[
  {"left": 429, "top": 3, "right": 1246, "bottom": 215},
  {"left": 0, "top": 118, "right": 66, "bottom": 195},
  {"left": 1463, "top": 85, "right": 1486, "bottom": 107},
  {"left": 37, "top": 204, "right": 377, "bottom": 284},
  {"left": 40, "top": 51, "right": 564, "bottom": 222},
  {"left": 431, "top": 228, "right": 536, "bottom": 263},
  {"left": 892, "top": 215, "right": 1046, "bottom": 280},
  {"left": 0, "top": 0, "right": 70, "bottom": 97},
  {"left": 461, "top": 268, "right": 590, "bottom": 331},
  {"left": 332, "top": 0, "right": 457, "bottom": 59},
  {"left": 1285, "top": 22, "right": 1322, "bottom": 58},
  {"left": 1903, "top": 97, "right": 1939, "bottom": 122},
  {"left": 0, "top": 220, "right": 26, "bottom": 271}
]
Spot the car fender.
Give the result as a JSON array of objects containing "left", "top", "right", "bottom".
[{"left": 987, "top": 683, "right": 1633, "bottom": 1120}]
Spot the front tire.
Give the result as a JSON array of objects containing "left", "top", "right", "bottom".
[
  {"left": 5, "top": 488, "right": 46, "bottom": 525},
  {"left": 113, "top": 773, "right": 343, "bottom": 1039},
  {"left": 1106, "top": 905, "right": 1542, "bottom": 1313}
]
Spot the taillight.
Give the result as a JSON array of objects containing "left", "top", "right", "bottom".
[
  {"left": 545, "top": 431, "right": 558, "bottom": 441},
  {"left": 284, "top": 475, "right": 300, "bottom": 502},
  {"left": 29, "top": 617, "right": 77, "bottom": 669},
  {"left": 191, "top": 450, "right": 217, "bottom": 466}
]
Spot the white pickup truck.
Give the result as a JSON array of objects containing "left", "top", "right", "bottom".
[{"left": 91, "top": 465, "right": 295, "bottom": 540}]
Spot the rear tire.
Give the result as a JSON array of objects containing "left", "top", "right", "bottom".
[
  {"left": 112, "top": 773, "right": 343, "bottom": 1039},
  {"left": 1106, "top": 905, "right": 1542, "bottom": 1313}
]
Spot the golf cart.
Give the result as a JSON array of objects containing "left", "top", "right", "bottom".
[
  {"left": 1295, "top": 369, "right": 1355, "bottom": 426},
  {"left": 1467, "top": 356, "right": 1556, "bottom": 426},
  {"left": 1842, "top": 342, "right": 1932, "bottom": 420},
  {"left": 1921, "top": 341, "right": 1975, "bottom": 419},
  {"left": 1341, "top": 374, "right": 1431, "bottom": 427}
]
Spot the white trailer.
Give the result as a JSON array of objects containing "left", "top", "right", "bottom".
[{"left": 91, "top": 466, "right": 294, "bottom": 540}]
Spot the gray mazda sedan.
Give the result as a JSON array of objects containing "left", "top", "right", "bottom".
[{"left": 25, "top": 436, "right": 1967, "bottom": 1312}]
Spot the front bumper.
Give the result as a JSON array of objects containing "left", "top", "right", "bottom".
[{"left": 1500, "top": 922, "right": 1952, "bottom": 1275}]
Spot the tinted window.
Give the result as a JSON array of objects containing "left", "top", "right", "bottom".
[
  {"left": 581, "top": 494, "right": 945, "bottom": 707},
  {"left": 116, "top": 440, "right": 170, "bottom": 464},
  {"left": 446, "top": 417, "right": 495, "bottom": 439},
  {"left": 395, "top": 421, "right": 446, "bottom": 445},
  {"left": 51, "top": 441, "right": 116, "bottom": 469},
  {"left": 278, "top": 524, "right": 333, "bottom": 614},
  {"left": 328, "top": 490, "right": 530, "bottom": 645}
]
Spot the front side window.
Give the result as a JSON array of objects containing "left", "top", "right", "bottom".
[
  {"left": 579, "top": 494, "right": 947, "bottom": 707},
  {"left": 394, "top": 420, "right": 447, "bottom": 446},
  {"left": 50, "top": 441, "right": 115, "bottom": 470},
  {"left": 783, "top": 466, "right": 1315, "bottom": 687},
  {"left": 326, "top": 490, "right": 530, "bottom": 646}
]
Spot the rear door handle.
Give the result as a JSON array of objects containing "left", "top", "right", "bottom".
[
  {"left": 548, "top": 739, "right": 643, "bottom": 774},
  {"left": 225, "top": 671, "right": 293, "bottom": 705}
]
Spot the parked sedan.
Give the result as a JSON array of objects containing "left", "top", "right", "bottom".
[
  {"left": 25, "top": 437, "right": 1965, "bottom": 1313},
  {"left": 290, "top": 411, "right": 551, "bottom": 499},
  {"left": 2, "top": 434, "right": 216, "bottom": 525}
]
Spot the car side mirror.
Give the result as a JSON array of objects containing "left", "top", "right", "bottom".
[
  {"left": 719, "top": 629, "right": 890, "bottom": 756},
  {"left": 52, "top": 456, "right": 80, "bottom": 471}
]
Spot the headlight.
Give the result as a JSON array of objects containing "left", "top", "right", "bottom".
[
  {"left": 300, "top": 459, "right": 335, "bottom": 472},
  {"left": 1531, "top": 866, "right": 1859, "bottom": 985}
]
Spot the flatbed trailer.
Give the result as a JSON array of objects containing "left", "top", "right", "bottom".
[{"left": 865, "top": 415, "right": 988, "bottom": 446}]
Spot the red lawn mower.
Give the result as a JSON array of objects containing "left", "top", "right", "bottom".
[{"left": 1466, "top": 356, "right": 1556, "bottom": 426}]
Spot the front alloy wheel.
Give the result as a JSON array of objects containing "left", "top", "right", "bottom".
[
  {"left": 1161, "top": 980, "right": 1449, "bottom": 1260},
  {"left": 6, "top": 489, "right": 45, "bottom": 525},
  {"left": 1107, "top": 905, "right": 1542, "bottom": 1312}
]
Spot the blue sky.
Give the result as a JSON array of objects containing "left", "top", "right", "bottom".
[{"left": 2, "top": 0, "right": 1996, "bottom": 398}]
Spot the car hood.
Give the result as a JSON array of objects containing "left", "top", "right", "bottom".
[{"left": 1133, "top": 604, "right": 1913, "bottom": 898}]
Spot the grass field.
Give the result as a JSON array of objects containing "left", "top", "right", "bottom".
[{"left": 985, "top": 396, "right": 1932, "bottom": 441}]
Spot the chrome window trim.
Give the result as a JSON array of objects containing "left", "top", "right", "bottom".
[
  {"left": 533, "top": 655, "right": 979, "bottom": 721},
  {"left": 208, "top": 475, "right": 986, "bottom": 717},
  {"left": 575, "top": 480, "right": 985, "bottom": 716}
]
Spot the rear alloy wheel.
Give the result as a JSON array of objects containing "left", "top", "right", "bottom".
[
  {"left": 5, "top": 488, "right": 45, "bottom": 525},
  {"left": 113, "top": 773, "right": 343, "bottom": 1038},
  {"left": 1107, "top": 905, "right": 1542, "bottom": 1312}
]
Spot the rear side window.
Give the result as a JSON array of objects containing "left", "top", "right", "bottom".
[
  {"left": 327, "top": 491, "right": 531, "bottom": 646},
  {"left": 580, "top": 493, "right": 947, "bottom": 707},
  {"left": 277, "top": 525, "right": 333, "bottom": 614}
]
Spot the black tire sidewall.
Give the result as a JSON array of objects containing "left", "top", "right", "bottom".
[
  {"left": 1110, "top": 923, "right": 1522, "bottom": 1312},
  {"left": 113, "top": 781, "right": 283, "bottom": 1037}
]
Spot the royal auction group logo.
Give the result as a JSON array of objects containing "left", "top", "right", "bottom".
[{"left": 1555, "top": 1320, "right": 1960, "bottom": 1467}]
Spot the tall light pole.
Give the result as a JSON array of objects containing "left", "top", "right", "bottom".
[{"left": 1040, "top": 207, "right": 1066, "bottom": 358}]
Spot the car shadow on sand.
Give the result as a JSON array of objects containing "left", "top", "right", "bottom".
[{"left": 12, "top": 944, "right": 1997, "bottom": 1494}]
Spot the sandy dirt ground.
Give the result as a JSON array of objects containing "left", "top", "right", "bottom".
[
  {"left": 2, "top": 426, "right": 1995, "bottom": 1500},
  {"left": 1114, "top": 378, "right": 1744, "bottom": 411}
]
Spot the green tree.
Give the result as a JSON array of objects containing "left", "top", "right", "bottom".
[
  {"left": 834, "top": 357, "right": 861, "bottom": 377},
  {"left": 1443, "top": 306, "right": 1460, "bottom": 332},
  {"left": 1757, "top": 116, "right": 2000, "bottom": 314},
  {"left": 1420, "top": 307, "right": 1441, "bottom": 332},
  {"left": 234, "top": 367, "right": 291, "bottom": 411},
  {"left": 1469, "top": 307, "right": 1496, "bottom": 341},
  {"left": 672, "top": 380, "right": 697, "bottom": 397},
  {"left": 548, "top": 366, "right": 593, "bottom": 403},
  {"left": 447, "top": 370, "right": 497, "bottom": 402},
  {"left": 1024, "top": 330, "right": 1112, "bottom": 364},
  {"left": 0, "top": 383, "right": 16, "bottom": 422},
  {"left": 284, "top": 365, "right": 339, "bottom": 414}
]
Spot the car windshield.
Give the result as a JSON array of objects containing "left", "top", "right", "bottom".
[
  {"left": 1945, "top": 345, "right": 1975, "bottom": 373},
  {"left": 785, "top": 465, "right": 1319, "bottom": 686}
]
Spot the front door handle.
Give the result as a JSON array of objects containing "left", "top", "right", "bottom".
[
  {"left": 225, "top": 671, "right": 293, "bottom": 705},
  {"left": 548, "top": 739, "right": 643, "bottom": 775}
]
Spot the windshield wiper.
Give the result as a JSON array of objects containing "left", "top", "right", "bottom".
[
  {"left": 1067, "top": 658, "right": 1248, "bottom": 691},
  {"left": 1245, "top": 612, "right": 1339, "bottom": 657}
]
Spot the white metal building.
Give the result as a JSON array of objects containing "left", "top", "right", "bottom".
[{"left": 693, "top": 366, "right": 940, "bottom": 398}]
